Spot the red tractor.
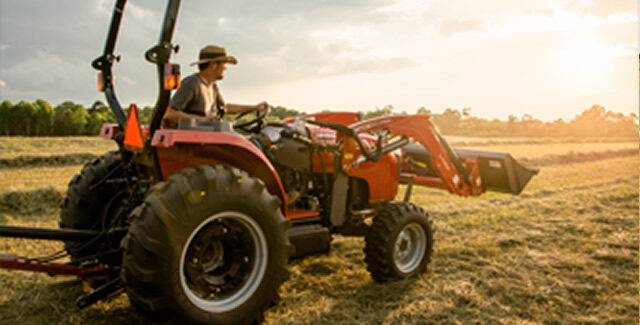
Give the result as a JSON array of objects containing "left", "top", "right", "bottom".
[{"left": 0, "top": 1, "right": 537, "bottom": 324}]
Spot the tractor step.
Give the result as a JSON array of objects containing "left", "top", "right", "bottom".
[{"left": 287, "top": 224, "right": 330, "bottom": 259}]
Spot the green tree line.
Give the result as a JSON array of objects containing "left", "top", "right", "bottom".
[
  {"left": 0, "top": 99, "right": 637, "bottom": 138},
  {"left": 0, "top": 100, "right": 120, "bottom": 136},
  {"left": 361, "top": 104, "right": 639, "bottom": 138},
  {"left": 0, "top": 100, "right": 302, "bottom": 136}
]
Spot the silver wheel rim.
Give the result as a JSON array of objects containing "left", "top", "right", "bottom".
[
  {"left": 179, "top": 211, "right": 268, "bottom": 313},
  {"left": 393, "top": 222, "right": 427, "bottom": 273}
]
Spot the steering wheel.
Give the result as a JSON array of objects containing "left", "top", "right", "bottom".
[{"left": 233, "top": 105, "right": 270, "bottom": 132}]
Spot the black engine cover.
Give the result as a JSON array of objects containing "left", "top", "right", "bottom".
[{"left": 270, "top": 137, "right": 312, "bottom": 172}]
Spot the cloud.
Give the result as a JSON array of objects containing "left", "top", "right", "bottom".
[
  {"left": 520, "top": 8, "right": 556, "bottom": 17},
  {"left": 436, "top": 18, "right": 485, "bottom": 37},
  {"left": 0, "top": 0, "right": 637, "bottom": 120},
  {"left": 0, "top": 49, "right": 88, "bottom": 94},
  {"left": 1, "top": 0, "right": 399, "bottom": 106},
  {"left": 564, "top": 0, "right": 635, "bottom": 17},
  {"left": 376, "top": 0, "right": 430, "bottom": 21},
  {"left": 127, "top": 2, "right": 155, "bottom": 20},
  {"left": 609, "top": 43, "right": 637, "bottom": 58},
  {"left": 481, "top": 3, "right": 636, "bottom": 39}
]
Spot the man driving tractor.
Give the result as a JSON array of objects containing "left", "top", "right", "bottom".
[
  {"left": 162, "top": 45, "right": 268, "bottom": 127},
  {"left": 163, "top": 44, "right": 300, "bottom": 203}
]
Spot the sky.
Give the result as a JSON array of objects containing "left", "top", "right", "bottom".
[{"left": 0, "top": 0, "right": 637, "bottom": 121}]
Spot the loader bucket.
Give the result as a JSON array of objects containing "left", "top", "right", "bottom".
[
  {"left": 455, "top": 149, "right": 539, "bottom": 194},
  {"left": 402, "top": 144, "right": 539, "bottom": 195}
]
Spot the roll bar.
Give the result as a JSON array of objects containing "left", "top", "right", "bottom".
[
  {"left": 92, "top": 0, "right": 181, "bottom": 138},
  {"left": 92, "top": 0, "right": 128, "bottom": 130},
  {"left": 93, "top": 0, "right": 181, "bottom": 181}
]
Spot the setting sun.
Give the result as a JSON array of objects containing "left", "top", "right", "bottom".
[{"left": 558, "top": 38, "right": 609, "bottom": 78}]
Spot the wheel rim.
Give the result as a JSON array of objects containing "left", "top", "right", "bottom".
[
  {"left": 179, "top": 211, "right": 268, "bottom": 313},
  {"left": 393, "top": 222, "right": 427, "bottom": 273}
]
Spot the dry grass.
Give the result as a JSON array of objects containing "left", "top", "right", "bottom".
[
  {"left": 0, "top": 165, "right": 83, "bottom": 192},
  {"left": 456, "top": 141, "right": 638, "bottom": 159},
  {"left": 0, "top": 137, "right": 637, "bottom": 324},
  {"left": 446, "top": 135, "right": 637, "bottom": 146},
  {"left": 0, "top": 153, "right": 98, "bottom": 168},
  {"left": 0, "top": 136, "right": 116, "bottom": 159},
  {"left": 519, "top": 149, "right": 637, "bottom": 167}
]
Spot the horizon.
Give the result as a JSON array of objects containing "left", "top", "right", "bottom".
[
  {"left": 0, "top": 1, "right": 638, "bottom": 123},
  {"left": 2, "top": 97, "right": 635, "bottom": 125}
]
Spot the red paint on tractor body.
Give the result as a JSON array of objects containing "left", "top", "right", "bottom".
[
  {"left": 287, "top": 207, "right": 320, "bottom": 220},
  {"left": 151, "top": 129, "right": 289, "bottom": 216},
  {"left": 100, "top": 123, "right": 149, "bottom": 140},
  {"left": 348, "top": 115, "right": 483, "bottom": 197},
  {"left": 283, "top": 111, "right": 360, "bottom": 125},
  {"left": 306, "top": 125, "right": 399, "bottom": 202},
  {"left": 301, "top": 114, "right": 483, "bottom": 199}
]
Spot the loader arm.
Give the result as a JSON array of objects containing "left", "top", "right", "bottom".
[{"left": 346, "top": 115, "right": 483, "bottom": 197}]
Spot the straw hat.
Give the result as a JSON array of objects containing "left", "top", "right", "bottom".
[{"left": 190, "top": 45, "right": 238, "bottom": 66}]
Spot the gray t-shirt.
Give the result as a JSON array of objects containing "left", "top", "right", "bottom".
[{"left": 169, "top": 73, "right": 224, "bottom": 117}]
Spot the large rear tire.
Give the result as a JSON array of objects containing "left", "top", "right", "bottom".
[
  {"left": 364, "top": 202, "right": 434, "bottom": 283},
  {"left": 59, "top": 151, "right": 127, "bottom": 262},
  {"left": 122, "top": 165, "right": 291, "bottom": 325}
]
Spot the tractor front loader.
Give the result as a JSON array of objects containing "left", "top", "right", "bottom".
[{"left": 0, "top": 1, "right": 538, "bottom": 324}]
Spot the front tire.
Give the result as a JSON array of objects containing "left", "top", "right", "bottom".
[
  {"left": 122, "top": 165, "right": 291, "bottom": 325},
  {"left": 364, "top": 202, "right": 434, "bottom": 283}
]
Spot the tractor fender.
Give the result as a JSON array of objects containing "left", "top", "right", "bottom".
[{"left": 151, "top": 129, "right": 288, "bottom": 216}]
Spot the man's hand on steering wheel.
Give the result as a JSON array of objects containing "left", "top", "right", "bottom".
[{"left": 233, "top": 102, "right": 271, "bottom": 132}]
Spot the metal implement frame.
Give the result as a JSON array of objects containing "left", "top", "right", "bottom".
[
  {"left": 0, "top": 255, "right": 110, "bottom": 281},
  {"left": 0, "top": 224, "right": 110, "bottom": 280}
]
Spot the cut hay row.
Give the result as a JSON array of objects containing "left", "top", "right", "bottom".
[
  {"left": 0, "top": 153, "right": 99, "bottom": 169},
  {"left": 268, "top": 173, "right": 639, "bottom": 324},
  {"left": 0, "top": 139, "right": 636, "bottom": 324},
  {"left": 0, "top": 153, "right": 635, "bottom": 217},
  {"left": 1, "top": 147, "right": 637, "bottom": 170},
  {"left": 428, "top": 176, "right": 637, "bottom": 219},
  {"left": 0, "top": 136, "right": 117, "bottom": 159},
  {"left": 0, "top": 187, "right": 61, "bottom": 216},
  {"left": 447, "top": 136, "right": 638, "bottom": 146},
  {"left": 519, "top": 148, "right": 638, "bottom": 167},
  {"left": 1, "top": 174, "right": 634, "bottom": 225},
  {"left": 0, "top": 167, "right": 637, "bottom": 324}
]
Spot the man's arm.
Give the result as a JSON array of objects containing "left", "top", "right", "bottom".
[
  {"left": 225, "top": 101, "right": 268, "bottom": 114},
  {"left": 163, "top": 107, "right": 215, "bottom": 124},
  {"left": 164, "top": 75, "right": 216, "bottom": 125}
]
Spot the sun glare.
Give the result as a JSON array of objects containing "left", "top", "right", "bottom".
[{"left": 558, "top": 38, "right": 609, "bottom": 78}]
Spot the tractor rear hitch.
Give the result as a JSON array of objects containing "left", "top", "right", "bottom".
[
  {"left": 0, "top": 224, "right": 100, "bottom": 242},
  {"left": 0, "top": 254, "right": 111, "bottom": 280}
]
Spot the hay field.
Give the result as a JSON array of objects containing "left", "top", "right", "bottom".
[{"left": 0, "top": 136, "right": 638, "bottom": 324}]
